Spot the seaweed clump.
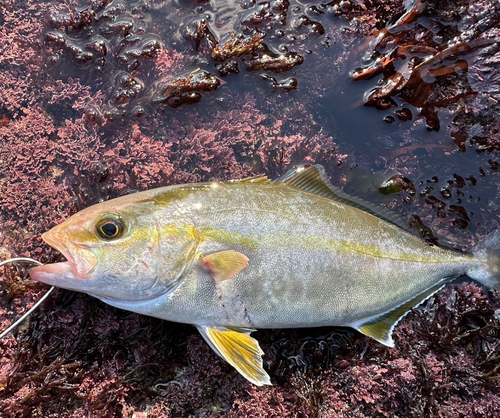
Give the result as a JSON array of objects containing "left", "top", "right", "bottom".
[
  {"left": 352, "top": 0, "right": 500, "bottom": 137},
  {"left": 151, "top": 69, "right": 221, "bottom": 109},
  {"left": 2, "top": 279, "right": 499, "bottom": 416}
]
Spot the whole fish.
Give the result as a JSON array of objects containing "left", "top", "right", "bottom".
[{"left": 30, "top": 165, "right": 500, "bottom": 386}]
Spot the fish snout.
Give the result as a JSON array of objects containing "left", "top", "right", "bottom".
[{"left": 41, "top": 228, "right": 98, "bottom": 279}]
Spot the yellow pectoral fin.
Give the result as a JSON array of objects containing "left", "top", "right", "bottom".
[
  {"left": 199, "top": 250, "right": 249, "bottom": 282},
  {"left": 197, "top": 326, "right": 271, "bottom": 386}
]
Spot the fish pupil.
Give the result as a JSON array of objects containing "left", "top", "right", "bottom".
[
  {"left": 101, "top": 222, "right": 117, "bottom": 237},
  {"left": 96, "top": 216, "right": 124, "bottom": 239}
]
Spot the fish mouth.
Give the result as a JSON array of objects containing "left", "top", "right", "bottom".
[{"left": 30, "top": 230, "right": 98, "bottom": 284}]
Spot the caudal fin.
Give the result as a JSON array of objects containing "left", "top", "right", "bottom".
[{"left": 469, "top": 230, "right": 500, "bottom": 290}]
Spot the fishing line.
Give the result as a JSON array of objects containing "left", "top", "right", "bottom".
[{"left": 0, "top": 258, "right": 54, "bottom": 339}]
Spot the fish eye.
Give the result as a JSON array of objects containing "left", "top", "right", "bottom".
[{"left": 96, "top": 216, "right": 125, "bottom": 240}]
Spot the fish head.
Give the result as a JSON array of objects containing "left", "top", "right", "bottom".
[{"left": 30, "top": 195, "right": 199, "bottom": 302}]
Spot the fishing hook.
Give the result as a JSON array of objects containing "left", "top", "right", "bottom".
[{"left": 0, "top": 258, "right": 54, "bottom": 339}]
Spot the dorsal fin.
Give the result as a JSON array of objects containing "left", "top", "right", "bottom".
[
  {"left": 276, "top": 165, "right": 411, "bottom": 232},
  {"left": 350, "top": 280, "right": 449, "bottom": 347},
  {"left": 229, "top": 174, "right": 270, "bottom": 184}
]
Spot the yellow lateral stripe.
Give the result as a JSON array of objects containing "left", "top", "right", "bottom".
[
  {"left": 199, "top": 227, "right": 259, "bottom": 250},
  {"left": 198, "top": 227, "right": 468, "bottom": 264}
]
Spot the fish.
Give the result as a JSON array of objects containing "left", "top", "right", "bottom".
[{"left": 30, "top": 165, "right": 500, "bottom": 386}]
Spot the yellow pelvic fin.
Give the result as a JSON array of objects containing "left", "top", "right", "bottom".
[
  {"left": 197, "top": 326, "right": 271, "bottom": 386},
  {"left": 354, "top": 281, "right": 448, "bottom": 347},
  {"left": 200, "top": 250, "right": 249, "bottom": 282}
]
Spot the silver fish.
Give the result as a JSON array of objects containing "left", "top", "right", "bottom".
[{"left": 30, "top": 165, "right": 500, "bottom": 385}]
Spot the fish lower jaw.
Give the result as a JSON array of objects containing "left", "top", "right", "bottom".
[{"left": 29, "top": 261, "right": 75, "bottom": 285}]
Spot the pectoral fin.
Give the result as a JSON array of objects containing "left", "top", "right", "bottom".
[
  {"left": 200, "top": 250, "right": 249, "bottom": 282},
  {"left": 197, "top": 325, "right": 271, "bottom": 386}
]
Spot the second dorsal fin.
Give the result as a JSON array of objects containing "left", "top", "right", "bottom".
[
  {"left": 229, "top": 174, "right": 270, "bottom": 184},
  {"left": 276, "top": 165, "right": 411, "bottom": 232}
]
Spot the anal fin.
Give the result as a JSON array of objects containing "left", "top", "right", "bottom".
[
  {"left": 352, "top": 281, "right": 449, "bottom": 347},
  {"left": 197, "top": 325, "right": 271, "bottom": 386}
]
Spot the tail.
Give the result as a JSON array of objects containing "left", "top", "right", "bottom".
[{"left": 468, "top": 230, "right": 500, "bottom": 290}]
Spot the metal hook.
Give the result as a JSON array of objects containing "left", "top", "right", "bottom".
[{"left": 0, "top": 258, "right": 55, "bottom": 339}]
